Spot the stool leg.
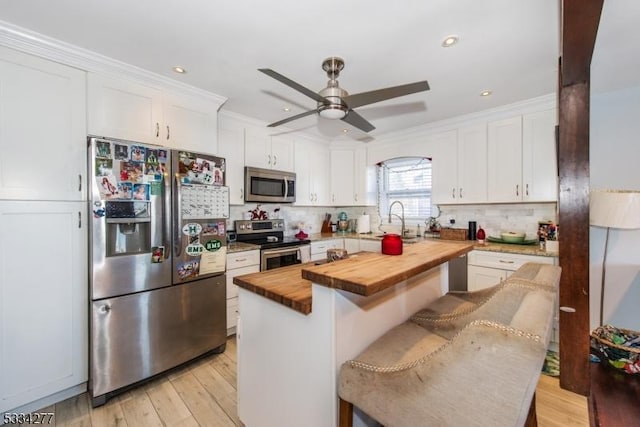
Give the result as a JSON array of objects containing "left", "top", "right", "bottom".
[
  {"left": 339, "top": 398, "right": 353, "bottom": 427},
  {"left": 524, "top": 392, "right": 538, "bottom": 427}
]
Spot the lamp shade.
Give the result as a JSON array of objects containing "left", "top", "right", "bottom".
[{"left": 590, "top": 189, "right": 640, "bottom": 229}]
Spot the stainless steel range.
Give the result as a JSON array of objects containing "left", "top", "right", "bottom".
[{"left": 235, "top": 219, "right": 310, "bottom": 270}]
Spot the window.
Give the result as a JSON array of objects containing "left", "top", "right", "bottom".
[{"left": 378, "top": 157, "right": 432, "bottom": 220}]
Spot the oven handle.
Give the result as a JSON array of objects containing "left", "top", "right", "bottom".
[{"left": 262, "top": 246, "right": 301, "bottom": 256}]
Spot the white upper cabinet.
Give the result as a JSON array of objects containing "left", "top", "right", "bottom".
[
  {"left": 163, "top": 91, "right": 219, "bottom": 154},
  {"left": 488, "top": 111, "right": 557, "bottom": 203},
  {"left": 330, "top": 147, "right": 375, "bottom": 207},
  {"left": 244, "top": 129, "right": 295, "bottom": 172},
  {"left": 522, "top": 109, "right": 557, "bottom": 202},
  {"left": 88, "top": 73, "right": 221, "bottom": 154},
  {"left": 295, "top": 140, "right": 329, "bottom": 206},
  {"left": 87, "top": 73, "right": 163, "bottom": 144},
  {"left": 217, "top": 125, "right": 245, "bottom": 205},
  {"left": 330, "top": 149, "right": 356, "bottom": 206},
  {"left": 0, "top": 46, "right": 86, "bottom": 201},
  {"left": 433, "top": 126, "right": 487, "bottom": 205},
  {"left": 487, "top": 116, "right": 524, "bottom": 202}
]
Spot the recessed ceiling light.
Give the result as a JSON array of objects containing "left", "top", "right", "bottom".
[
  {"left": 172, "top": 66, "right": 187, "bottom": 74},
  {"left": 480, "top": 90, "right": 492, "bottom": 97},
  {"left": 342, "top": 129, "right": 349, "bottom": 133},
  {"left": 283, "top": 107, "right": 291, "bottom": 112},
  {"left": 441, "top": 35, "right": 459, "bottom": 47}
]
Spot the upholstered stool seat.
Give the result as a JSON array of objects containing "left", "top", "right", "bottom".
[{"left": 338, "top": 263, "right": 561, "bottom": 427}]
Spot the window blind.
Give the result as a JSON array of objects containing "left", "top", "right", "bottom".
[{"left": 378, "top": 157, "right": 432, "bottom": 220}]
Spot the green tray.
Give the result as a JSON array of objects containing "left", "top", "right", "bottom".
[{"left": 487, "top": 236, "right": 538, "bottom": 245}]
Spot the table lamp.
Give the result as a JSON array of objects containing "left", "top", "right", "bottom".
[{"left": 590, "top": 189, "right": 640, "bottom": 326}]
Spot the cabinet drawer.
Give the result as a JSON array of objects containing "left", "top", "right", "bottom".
[
  {"left": 310, "top": 239, "right": 342, "bottom": 255},
  {"left": 227, "top": 297, "right": 239, "bottom": 331},
  {"left": 227, "top": 250, "right": 260, "bottom": 269},
  {"left": 468, "top": 250, "right": 555, "bottom": 271},
  {"left": 226, "top": 264, "right": 259, "bottom": 299}
]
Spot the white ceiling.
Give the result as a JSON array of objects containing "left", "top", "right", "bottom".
[{"left": 0, "top": 1, "right": 636, "bottom": 142}]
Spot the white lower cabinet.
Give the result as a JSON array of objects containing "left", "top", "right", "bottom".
[
  {"left": 226, "top": 250, "right": 260, "bottom": 335},
  {"left": 0, "top": 201, "right": 87, "bottom": 413},
  {"left": 310, "top": 239, "right": 342, "bottom": 262},
  {"left": 343, "top": 238, "right": 360, "bottom": 254},
  {"left": 358, "top": 239, "right": 382, "bottom": 253}
]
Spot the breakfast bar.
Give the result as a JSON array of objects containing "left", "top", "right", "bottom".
[{"left": 233, "top": 240, "right": 473, "bottom": 427}]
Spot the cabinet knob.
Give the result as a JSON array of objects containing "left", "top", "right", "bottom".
[
  {"left": 156, "top": 122, "right": 160, "bottom": 138},
  {"left": 268, "top": 154, "right": 272, "bottom": 165},
  {"left": 273, "top": 155, "right": 277, "bottom": 165},
  {"left": 516, "top": 184, "right": 519, "bottom": 196},
  {"left": 452, "top": 188, "right": 456, "bottom": 199},
  {"left": 166, "top": 125, "right": 170, "bottom": 140},
  {"left": 459, "top": 188, "right": 463, "bottom": 199},
  {"left": 526, "top": 183, "right": 529, "bottom": 196}
]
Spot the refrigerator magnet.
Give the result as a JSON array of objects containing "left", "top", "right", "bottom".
[
  {"left": 130, "top": 145, "right": 146, "bottom": 162},
  {"left": 132, "top": 184, "right": 149, "bottom": 200},
  {"left": 177, "top": 260, "right": 199, "bottom": 280},
  {"left": 114, "top": 144, "right": 129, "bottom": 160},
  {"left": 201, "top": 223, "right": 219, "bottom": 235},
  {"left": 204, "top": 239, "right": 222, "bottom": 252},
  {"left": 117, "top": 182, "right": 133, "bottom": 199},
  {"left": 151, "top": 246, "right": 164, "bottom": 263},
  {"left": 182, "top": 223, "right": 203, "bottom": 236},
  {"left": 96, "top": 140, "right": 112, "bottom": 159},
  {"left": 95, "top": 159, "right": 113, "bottom": 176},
  {"left": 158, "top": 150, "right": 167, "bottom": 163},
  {"left": 97, "top": 175, "right": 119, "bottom": 199},
  {"left": 186, "top": 243, "right": 205, "bottom": 257},
  {"left": 146, "top": 149, "right": 159, "bottom": 164}
]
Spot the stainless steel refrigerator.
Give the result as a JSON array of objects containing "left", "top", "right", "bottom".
[{"left": 88, "top": 137, "right": 229, "bottom": 406}]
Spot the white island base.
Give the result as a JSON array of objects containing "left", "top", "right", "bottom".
[{"left": 237, "top": 264, "right": 448, "bottom": 427}]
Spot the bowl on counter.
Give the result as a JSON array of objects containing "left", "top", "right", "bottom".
[{"left": 500, "top": 231, "right": 526, "bottom": 243}]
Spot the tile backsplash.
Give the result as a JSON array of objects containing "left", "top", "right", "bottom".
[
  {"left": 437, "top": 203, "right": 558, "bottom": 239},
  {"left": 229, "top": 202, "right": 557, "bottom": 240}
]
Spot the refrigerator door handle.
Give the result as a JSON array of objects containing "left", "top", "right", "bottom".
[
  {"left": 163, "top": 169, "right": 171, "bottom": 260},
  {"left": 174, "top": 173, "right": 183, "bottom": 257}
]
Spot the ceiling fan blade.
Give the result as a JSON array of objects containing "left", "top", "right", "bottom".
[
  {"left": 341, "top": 109, "right": 376, "bottom": 133},
  {"left": 259, "top": 68, "right": 329, "bottom": 104},
  {"left": 267, "top": 109, "right": 318, "bottom": 128},
  {"left": 342, "top": 80, "right": 430, "bottom": 109}
]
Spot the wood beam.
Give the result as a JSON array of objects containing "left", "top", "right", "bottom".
[{"left": 558, "top": 0, "right": 603, "bottom": 396}]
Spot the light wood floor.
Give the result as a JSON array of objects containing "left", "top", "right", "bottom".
[{"left": 26, "top": 336, "right": 588, "bottom": 427}]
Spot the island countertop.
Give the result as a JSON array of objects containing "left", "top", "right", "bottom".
[{"left": 233, "top": 239, "right": 473, "bottom": 314}]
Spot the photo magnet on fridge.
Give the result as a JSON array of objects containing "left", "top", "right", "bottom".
[
  {"left": 114, "top": 144, "right": 129, "bottom": 160},
  {"left": 151, "top": 246, "right": 164, "bottom": 263},
  {"left": 96, "top": 140, "right": 112, "bottom": 159}
]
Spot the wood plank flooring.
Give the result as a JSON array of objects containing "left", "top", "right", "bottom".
[{"left": 21, "top": 336, "right": 588, "bottom": 427}]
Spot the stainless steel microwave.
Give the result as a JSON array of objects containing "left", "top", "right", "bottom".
[{"left": 244, "top": 166, "right": 296, "bottom": 203}]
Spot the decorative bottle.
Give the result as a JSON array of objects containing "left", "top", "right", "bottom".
[{"left": 476, "top": 225, "right": 486, "bottom": 244}]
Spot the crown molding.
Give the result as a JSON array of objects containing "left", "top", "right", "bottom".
[{"left": 0, "top": 20, "right": 227, "bottom": 106}]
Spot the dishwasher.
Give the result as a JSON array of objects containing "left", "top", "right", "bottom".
[{"left": 448, "top": 253, "right": 468, "bottom": 291}]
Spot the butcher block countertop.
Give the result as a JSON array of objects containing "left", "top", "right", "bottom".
[{"left": 233, "top": 240, "right": 473, "bottom": 315}]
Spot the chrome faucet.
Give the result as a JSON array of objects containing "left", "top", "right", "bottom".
[{"left": 388, "top": 200, "right": 406, "bottom": 237}]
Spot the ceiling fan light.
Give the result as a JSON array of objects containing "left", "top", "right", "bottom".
[{"left": 318, "top": 106, "right": 347, "bottom": 119}]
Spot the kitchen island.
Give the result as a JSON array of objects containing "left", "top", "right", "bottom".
[{"left": 233, "top": 240, "right": 473, "bottom": 427}]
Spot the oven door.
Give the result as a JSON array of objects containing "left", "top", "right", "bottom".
[{"left": 261, "top": 246, "right": 302, "bottom": 271}]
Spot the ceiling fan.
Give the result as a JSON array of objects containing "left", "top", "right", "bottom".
[{"left": 259, "top": 57, "right": 430, "bottom": 133}]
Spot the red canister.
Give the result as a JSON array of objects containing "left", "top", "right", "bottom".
[{"left": 381, "top": 233, "right": 403, "bottom": 255}]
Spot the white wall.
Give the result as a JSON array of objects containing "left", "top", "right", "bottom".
[{"left": 590, "top": 85, "right": 640, "bottom": 330}]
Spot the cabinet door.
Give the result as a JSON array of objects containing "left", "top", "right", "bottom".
[
  {"left": 431, "top": 130, "right": 459, "bottom": 204},
  {"left": 353, "top": 147, "right": 376, "bottom": 206},
  {"left": 226, "top": 264, "right": 259, "bottom": 300},
  {"left": 467, "top": 265, "right": 507, "bottom": 291},
  {"left": 0, "top": 46, "right": 86, "bottom": 201},
  {"left": 457, "top": 124, "right": 487, "bottom": 203},
  {"left": 218, "top": 127, "right": 246, "bottom": 204},
  {"left": 522, "top": 109, "right": 557, "bottom": 202},
  {"left": 359, "top": 239, "right": 382, "bottom": 253},
  {"left": 163, "top": 92, "right": 218, "bottom": 153},
  {"left": 330, "top": 149, "right": 355, "bottom": 206},
  {"left": 343, "top": 238, "right": 360, "bottom": 254},
  {"left": 294, "top": 142, "right": 313, "bottom": 206},
  {"left": 87, "top": 73, "right": 163, "bottom": 144},
  {"left": 270, "top": 136, "right": 295, "bottom": 172},
  {"left": 244, "top": 129, "right": 271, "bottom": 169},
  {"left": 488, "top": 116, "right": 523, "bottom": 202},
  {"left": 311, "top": 143, "right": 330, "bottom": 205},
  {"left": 0, "top": 201, "right": 87, "bottom": 412}
]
